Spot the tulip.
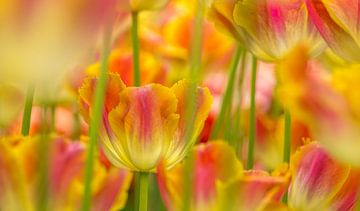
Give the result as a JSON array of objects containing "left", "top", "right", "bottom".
[
  {"left": 277, "top": 45, "right": 360, "bottom": 166},
  {"left": 0, "top": 0, "right": 116, "bottom": 95},
  {"left": 0, "top": 136, "right": 132, "bottom": 211},
  {"left": 157, "top": 140, "right": 289, "bottom": 211},
  {"left": 79, "top": 73, "right": 213, "bottom": 171},
  {"left": 289, "top": 141, "right": 360, "bottom": 210},
  {"left": 209, "top": 0, "right": 325, "bottom": 61},
  {"left": 306, "top": 0, "right": 360, "bottom": 62}
]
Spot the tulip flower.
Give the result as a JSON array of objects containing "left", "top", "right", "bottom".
[
  {"left": 79, "top": 73, "right": 213, "bottom": 171},
  {"left": 289, "top": 141, "right": 360, "bottom": 210},
  {"left": 157, "top": 140, "right": 289, "bottom": 211},
  {"left": 0, "top": 0, "right": 116, "bottom": 97},
  {"left": 277, "top": 45, "right": 360, "bottom": 166},
  {"left": 306, "top": 0, "right": 360, "bottom": 62},
  {"left": 209, "top": 0, "right": 324, "bottom": 61},
  {"left": 0, "top": 136, "right": 132, "bottom": 211}
]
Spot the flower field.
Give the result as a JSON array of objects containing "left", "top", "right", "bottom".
[{"left": 1, "top": 0, "right": 360, "bottom": 210}]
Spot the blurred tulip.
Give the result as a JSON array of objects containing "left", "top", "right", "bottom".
[
  {"left": 217, "top": 170, "right": 289, "bottom": 211},
  {"left": 254, "top": 114, "right": 310, "bottom": 170},
  {"left": 306, "top": 0, "right": 360, "bottom": 62},
  {"left": 157, "top": 141, "right": 289, "bottom": 211},
  {"left": 161, "top": 7, "right": 234, "bottom": 66},
  {"left": 86, "top": 48, "right": 167, "bottom": 86},
  {"left": 0, "top": 84, "right": 24, "bottom": 130},
  {"left": 209, "top": 0, "right": 324, "bottom": 61},
  {"left": 0, "top": 136, "right": 132, "bottom": 211},
  {"left": 208, "top": 0, "right": 246, "bottom": 42},
  {"left": 79, "top": 73, "right": 213, "bottom": 171},
  {"left": 289, "top": 142, "right": 360, "bottom": 210},
  {"left": 277, "top": 45, "right": 360, "bottom": 166},
  {"left": 0, "top": 0, "right": 116, "bottom": 98}
]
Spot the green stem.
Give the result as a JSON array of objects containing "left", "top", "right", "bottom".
[
  {"left": 182, "top": 2, "right": 205, "bottom": 211},
  {"left": 50, "top": 104, "right": 56, "bottom": 132},
  {"left": 211, "top": 46, "right": 242, "bottom": 140},
  {"left": 283, "top": 110, "right": 292, "bottom": 163},
  {"left": 21, "top": 85, "right": 35, "bottom": 136},
  {"left": 247, "top": 56, "right": 257, "bottom": 170},
  {"left": 234, "top": 52, "right": 247, "bottom": 156},
  {"left": 282, "top": 109, "right": 291, "bottom": 204},
  {"left": 189, "top": 0, "right": 205, "bottom": 79},
  {"left": 81, "top": 22, "right": 113, "bottom": 211},
  {"left": 37, "top": 106, "right": 50, "bottom": 211},
  {"left": 136, "top": 172, "right": 149, "bottom": 211},
  {"left": 131, "top": 11, "right": 141, "bottom": 86}
]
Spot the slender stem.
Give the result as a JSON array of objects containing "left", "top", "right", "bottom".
[
  {"left": 81, "top": 22, "right": 113, "bottom": 211},
  {"left": 136, "top": 172, "right": 149, "bottom": 211},
  {"left": 50, "top": 104, "right": 56, "bottom": 132},
  {"left": 21, "top": 85, "right": 35, "bottom": 136},
  {"left": 182, "top": 1, "right": 205, "bottom": 211},
  {"left": 283, "top": 110, "right": 292, "bottom": 163},
  {"left": 183, "top": 0, "right": 206, "bottom": 148},
  {"left": 37, "top": 106, "right": 50, "bottom": 211},
  {"left": 131, "top": 11, "right": 141, "bottom": 86},
  {"left": 189, "top": 1, "right": 205, "bottom": 77},
  {"left": 234, "top": 52, "right": 247, "bottom": 157},
  {"left": 72, "top": 110, "right": 81, "bottom": 140},
  {"left": 247, "top": 56, "right": 257, "bottom": 170},
  {"left": 211, "top": 46, "right": 242, "bottom": 140},
  {"left": 282, "top": 109, "right": 291, "bottom": 204}
]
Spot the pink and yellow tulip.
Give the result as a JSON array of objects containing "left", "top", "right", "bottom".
[
  {"left": 277, "top": 45, "right": 360, "bottom": 166},
  {"left": 0, "top": 136, "right": 132, "bottom": 211},
  {"left": 79, "top": 73, "right": 213, "bottom": 171},
  {"left": 289, "top": 141, "right": 360, "bottom": 210},
  {"left": 157, "top": 140, "right": 289, "bottom": 211},
  {"left": 210, "top": 0, "right": 324, "bottom": 61}
]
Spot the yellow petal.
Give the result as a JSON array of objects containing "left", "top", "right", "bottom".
[
  {"left": 78, "top": 73, "right": 126, "bottom": 123},
  {"left": 164, "top": 79, "right": 213, "bottom": 168}
]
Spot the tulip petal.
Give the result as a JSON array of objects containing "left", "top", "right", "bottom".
[
  {"left": 306, "top": 0, "right": 360, "bottom": 61},
  {"left": 208, "top": 0, "right": 244, "bottom": 41},
  {"left": 157, "top": 141, "right": 243, "bottom": 211},
  {"left": 193, "top": 141, "right": 243, "bottom": 207},
  {"left": 0, "top": 137, "right": 31, "bottom": 211},
  {"left": 330, "top": 170, "right": 360, "bottom": 211},
  {"left": 289, "top": 142, "right": 350, "bottom": 210},
  {"left": 92, "top": 169, "right": 133, "bottom": 211},
  {"left": 217, "top": 170, "right": 288, "bottom": 211},
  {"left": 164, "top": 80, "right": 213, "bottom": 168},
  {"left": 322, "top": 0, "right": 360, "bottom": 42},
  {"left": 78, "top": 73, "right": 126, "bottom": 122}
]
